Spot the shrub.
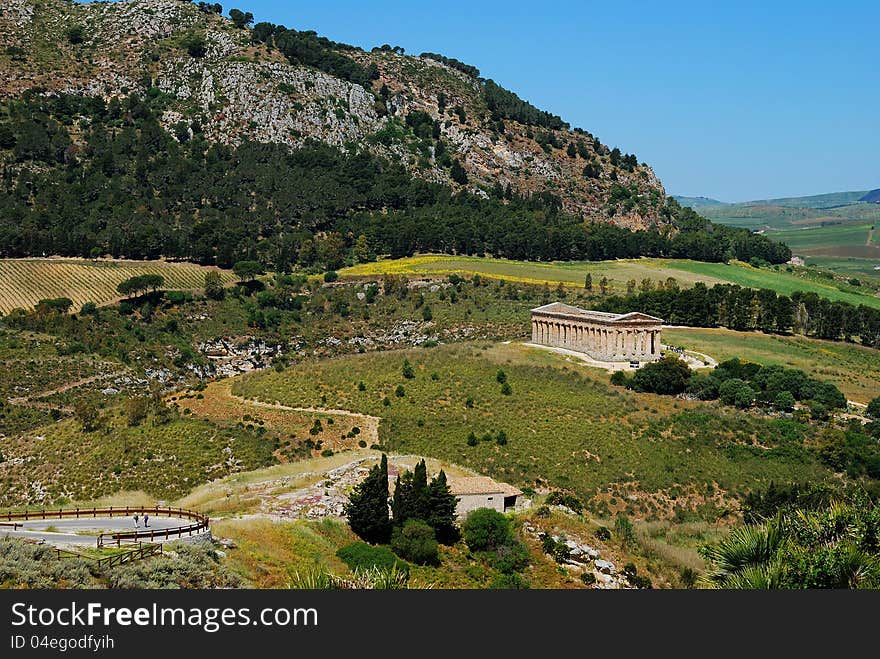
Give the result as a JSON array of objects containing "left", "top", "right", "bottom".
[
  {"left": 462, "top": 508, "right": 511, "bottom": 551},
  {"left": 108, "top": 543, "right": 239, "bottom": 589},
  {"left": 609, "top": 370, "right": 629, "bottom": 386},
  {"left": 534, "top": 505, "right": 550, "bottom": 518},
  {"left": 546, "top": 491, "right": 583, "bottom": 514},
  {"left": 614, "top": 513, "right": 636, "bottom": 548},
  {"left": 496, "top": 369, "right": 507, "bottom": 384},
  {"left": 500, "top": 382, "right": 512, "bottom": 396},
  {"left": 594, "top": 526, "right": 611, "bottom": 541},
  {"left": 495, "top": 430, "right": 508, "bottom": 446},
  {"left": 489, "top": 539, "right": 530, "bottom": 574},
  {"left": 321, "top": 449, "right": 334, "bottom": 457},
  {"left": 390, "top": 519, "right": 439, "bottom": 566},
  {"left": 402, "top": 359, "right": 415, "bottom": 379},
  {"left": 580, "top": 572, "right": 596, "bottom": 586},
  {"left": 323, "top": 270, "right": 338, "bottom": 283},
  {"left": 336, "top": 541, "right": 410, "bottom": 575},
  {"left": 489, "top": 572, "right": 530, "bottom": 589},
  {"left": 466, "top": 432, "right": 478, "bottom": 447},
  {"left": 465, "top": 396, "right": 474, "bottom": 408}
]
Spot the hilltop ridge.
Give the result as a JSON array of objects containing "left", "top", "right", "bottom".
[{"left": 0, "top": 0, "right": 666, "bottom": 227}]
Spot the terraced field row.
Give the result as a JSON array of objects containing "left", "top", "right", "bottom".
[{"left": 0, "top": 259, "right": 236, "bottom": 313}]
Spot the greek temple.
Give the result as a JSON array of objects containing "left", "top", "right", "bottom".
[{"left": 530, "top": 302, "right": 663, "bottom": 362}]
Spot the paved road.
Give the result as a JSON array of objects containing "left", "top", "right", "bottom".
[{"left": 0, "top": 516, "right": 191, "bottom": 546}]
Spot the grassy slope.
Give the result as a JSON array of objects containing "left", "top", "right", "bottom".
[
  {"left": 340, "top": 255, "right": 880, "bottom": 308},
  {"left": 0, "top": 259, "right": 236, "bottom": 314},
  {"left": 232, "top": 342, "right": 828, "bottom": 520},
  {"left": 664, "top": 327, "right": 880, "bottom": 403},
  {"left": 0, "top": 410, "right": 279, "bottom": 507}
]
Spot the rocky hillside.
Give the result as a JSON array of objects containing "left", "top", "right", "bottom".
[{"left": 0, "top": 0, "right": 665, "bottom": 228}]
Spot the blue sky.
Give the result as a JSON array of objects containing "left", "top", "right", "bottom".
[{"left": 83, "top": 1, "right": 879, "bottom": 201}]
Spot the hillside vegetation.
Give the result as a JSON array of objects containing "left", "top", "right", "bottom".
[
  {"left": 0, "top": 1, "right": 790, "bottom": 270},
  {"left": 232, "top": 342, "right": 837, "bottom": 521},
  {"left": 0, "top": 0, "right": 664, "bottom": 227}
]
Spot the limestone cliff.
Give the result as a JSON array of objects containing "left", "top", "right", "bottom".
[{"left": 0, "top": 0, "right": 666, "bottom": 227}]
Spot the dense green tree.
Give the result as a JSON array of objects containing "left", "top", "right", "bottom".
[
  {"left": 628, "top": 355, "right": 691, "bottom": 395},
  {"left": 203, "top": 271, "right": 225, "bottom": 300},
  {"left": 232, "top": 260, "right": 263, "bottom": 282},
  {"left": 450, "top": 159, "right": 468, "bottom": 185},
  {"left": 774, "top": 390, "right": 796, "bottom": 412},
  {"left": 391, "top": 459, "right": 430, "bottom": 526},
  {"left": 462, "top": 508, "right": 511, "bottom": 551},
  {"left": 344, "top": 454, "right": 391, "bottom": 544},
  {"left": 390, "top": 519, "right": 439, "bottom": 565},
  {"left": 228, "top": 8, "right": 254, "bottom": 28},
  {"left": 867, "top": 396, "right": 880, "bottom": 420},
  {"left": 425, "top": 470, "right": 459, "bottom": 544}
]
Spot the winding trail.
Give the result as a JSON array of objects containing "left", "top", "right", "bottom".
[
  {"left": 7, "top": 369, "right": 127, "bottom": 413},
  {"left": 228, "top": 392, "right": 382, "bottom": 445}
]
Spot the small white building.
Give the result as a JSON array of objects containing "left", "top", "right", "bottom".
[{"left": 448, "top": 476, "right": 522, "bottom": 518}]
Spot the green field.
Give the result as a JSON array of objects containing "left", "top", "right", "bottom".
[
  {"left": 340, "top": 255, "right": 880, "bottom": 309},
  {"left": 770, "top": 223, "right": 873, "bottom": 253},
  {"left": 232, "top": 342, "right": 830, "bottom": 520},
  {"left": 664, "top": 260, "right": 880, "bottom": 306},
  {"left": 664, "top": 327, "right": 880, "bottom": 403}
]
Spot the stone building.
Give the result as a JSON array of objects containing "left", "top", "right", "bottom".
[
  {"left": 530, "top": 302, "right": 663, "bottom": 362},
  {"left": 448, "top": 476, "right": 523, "bottom": 518}
]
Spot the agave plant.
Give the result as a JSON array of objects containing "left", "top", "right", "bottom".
[{"left": 288, "top": 564, "right": 430, "bottom": 590}]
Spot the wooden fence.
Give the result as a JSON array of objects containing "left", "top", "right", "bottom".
[
  {"left": 51, "top": 543, "right": 163, "bottom": 569},
  {"left": 0, "top": 506, "right": 210, "bottom": 548}
]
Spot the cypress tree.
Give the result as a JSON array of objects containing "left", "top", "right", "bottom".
[
  {"left": 344, "top": 454, "right": 391, "bottom": 544},
  {"left": 391, "top": 459, "right": 431, "bottom": 527},
  {"left": 427, "top": 470, "right": 460, "bottom": 545}
]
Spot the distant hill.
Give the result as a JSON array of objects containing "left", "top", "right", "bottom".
[
  {"left": 677, "top": 190, "right": 873, "bottom": 212},
  {"left": 739, "top": 191, "right": 872, "bottom": 210},
  {"left": 672, "top": 196, "right": 726, "bottom": 208}
]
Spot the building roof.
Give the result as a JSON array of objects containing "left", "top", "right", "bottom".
[
  {"left": 448, "top": 476, "right": 522, "bottom": 497},
  {"left": 531, "top": 302, "right": 662, "bottom": 324}
]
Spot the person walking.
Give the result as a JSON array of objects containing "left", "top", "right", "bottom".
[
  {"left": 133, "top": 512, "right": 139, "bottom": 528},
  {"left": 143, "top": 513, "right": 149, "bottom": 528}
]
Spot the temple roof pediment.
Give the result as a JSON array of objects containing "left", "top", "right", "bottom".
[{"left": 531, "top": 302, "right": 663, "bottom": 325}]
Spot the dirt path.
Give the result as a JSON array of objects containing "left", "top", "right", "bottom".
[
  {"left": 7, "top": 370, "right": 126, "bottom": 412},
  {"left": 228, "top": 392, "right": 382, "bottom": 445}
]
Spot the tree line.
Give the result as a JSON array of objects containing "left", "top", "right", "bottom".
[
  {"left": 249, "top": 22, "right": 378, "bottom": 87},
  {"left": 0, "top": 93, "right": 789, "bottom": 270},
  {"left": 614, "top": 355, "right": 848, "bottom": 419},
  {"left": 597, "top": 282, "right": 880, "bottom": 348}
]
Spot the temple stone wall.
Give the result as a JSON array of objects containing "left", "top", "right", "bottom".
[{"left": 530, "top": 303, "right": 663, "bottom": 362}]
